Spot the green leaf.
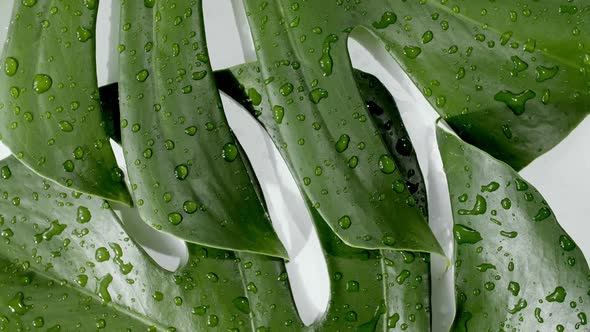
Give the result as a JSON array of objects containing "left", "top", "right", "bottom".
[
  {"left": 242, "top": 0, "right": 589, "bottom": 171},
  {"left": 216, "top": 58, "right": 442, "bottom": 254},
  {"left": 0, "top": 155, "right": 292, "bottom": 330},
  {"left": 0, "top": 153, "right": 431, "bottom": 330},
  {"left": 118, "top": 0, "right": 286, "bottom": 257},
  {"left": 0, "top": 0, "right": 131, "bottom": 204},
  {"left": 219, "top": 66, "right": 433, "bottom": 330},
  {"left": 437, "top": 127, "right": 590, "bottom": 331}
]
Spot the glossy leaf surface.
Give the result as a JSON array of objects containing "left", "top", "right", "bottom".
[
  {"left": 242, "top": 0, "right": 589, "bottom": 171},
  {"left": 0, "top": 0, "right": 131, "bottom": 204},
  {"left": 437, "top": 128, "right": 590, "bottom": 331},
  {"left": 219, "top": 66, "right": 433, "bottom": 330},
  {"left": 118, "top": 0, "right": 286, "bottom": 257},
  {"left": 242, "top": 0, "right": 442, "bottom": 254},
  {"left": 0, "top": 151, "right": 431, "bottom": 331}
]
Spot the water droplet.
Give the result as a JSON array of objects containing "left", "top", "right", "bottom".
[
  {"left": 533, "top": 207, "right": 551, "bottom": 222},
  {"left": 476, "top": 263, "right": 496, "bottom": 272},
  {"left": 4, "top": 57, "right": 18, "bottom": 77},
  {"left": 501, "top": 198, "right": 511, "bottom": 209},
  {"left": 22, "top": 0, "right": 37, "bottom": 7},
  {"left": 222, "top": 143, "right": 238, "bottom": 162},
  {"left": 58, "top": 121, "right": 74, "bottom": 132},
  {"left": 168, "top": 212, "right": 183, "bottom": 225},
  {"left": 144, "top": 0, "right": 155, "bottom": 8},
  {"left": 335, "top": 134, "right": 350, "bottom": 153},
  {"left": 510, "top": 56, "right": 528, "bottom": 76},
  {"left": 232, "top": 297, "right": 250, "bottom": 314},
  {"left": 535, "top": 65, "right": 559, "bottom": 82},
  {"left": 184, "top": 126, "right": 197, "bottom": 136},
  {"left": 62, "top": 160, "right": 75, "bottom": 172},
  {"left": 382, "top": 235, "right": 396, "bottom": 246},
  {"left": 7, "top": 292, "right": 30, "bottom": 315},
  {"left": 559, "top": 234, "right": 576, "bottom": 251},
  {"left": 247, "top": 88, "right": 262, "bottom": 106},
  {"left": 480, "top": 181, "right": 499, "bottom": 192},
  {"left": 110, "top": 167, "right": 124, "bottom": 183},
  {"left": 403, "top": 46, "right": 422, "bottom": 59},
  {"left": 174, "top": 164, "right": 189, "bottom": 180},
  {"left": 97, "top": 274, "right": 113, "bottom": 304},
  {"left": 34, "top": 220, "right": 66, "bottom": 243},
  {"left": 319, "top": 34, "right": 338, "bottom": 76},
  {"left": 32, "top": 74, "right": 52, "bottom": 94},
  {"left": 545, "top": 286, "right": 567, "bottom": 303},
  {"left": 1, "top": 165, "right": 12, "bottom": 179},
  {"left": 348, "top": 156, "right": 358, "bottom": 168},
  {"left": 183, "top": 201, "right": 198, "bottom": 214},
  {"left": 458, "top": 194, "right": 487, "bottom": 215},
  {"left": 346, "top": 280, "right": 359, "bottom": 292},
  {"left": 272, "top": 105, "right": 284, "bottom": 124},
  {"left": 500, "top": 31, "right": 513, "bottom": 45},
  {"left": 246, "top": 282, "right": 257, "bottom": 293},
  {"left": 207, "top": 315, "right": 219, "bottom": 327},
  {"left": 95, "top": 247, "right": 110, "bottom": 262},
  {"left": 523, "top": 38, "right": 536, "bottom": 53},
  {"left": 534, "top": 307, "right": 544, "bottom": 323},
  {"left": 508, "top": 298, "right": 527, "bottom": 314},
  {"left": 396, "top": 270, "right": 410, "bottom": 284},
  {"left": 494, "top": 90, "right": 536, "bottom": 116},
  {"left": 378, "top": 154, "right": 396, "bottom": 174},
  {"left": 387, "top": 313, "right": 401, "bottom": 328},
  {"left": 338, "top": 215, "right": 351, "bottom": 229},
  {"left": 422, "top": 30, "right": 433, "bottom": 44},
  {"left": 500, "top": 230, "right": 518, "bottom": 238},
  {"left": 508, "top": 281, "right": 520, "bottom": 296},
  {"left": 454, "top": 224, "right": 482, "bottom": 244},
  {"left": 372, "top": 11, "right": 397, "bottom": 29},
  {"left": 191, "top": 70, "right": 207, "bottom": 81},
  {"left": 110, "top": 243, "right": 133, "bottom": 274},
  {"left": 279, "top": 83, "right": 293, "bottom": 96},
  {"left": 136, "top": 69, "right": 149, "bottom": 82},
  {"left": 309, "top": 88, "right": 328, "bottom": 104},
  {"left": 76, "top": 26, "right": 92, "bottom": 42},
  {"left": 77, "top": 206, "right": 91, "bottom": 223},
  {"left": 76, "top": 274, "right": 88, "bottom": 287}
]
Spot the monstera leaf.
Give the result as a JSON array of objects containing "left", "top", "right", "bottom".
[
  {"left": 437, "top": 128, "right": 590, "bottom": 331},
  {"left": 117, "top": 0, "right": 286, "bottom": 257},
  {"left": 0, "top": 0, "right": 131, "bottom": 204},
  {"left": 0, "top": 132, "right": 430, "bottom": 331},
  {"left": 241, "top": 0, "right": 589, "bottom": 171}
]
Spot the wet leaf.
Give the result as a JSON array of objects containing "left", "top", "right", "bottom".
[
  {"left": 118, "top": 0, "right": 286, "bottom": 257},
  {"left": 437, "top": 127, "right": 590, "bottom": 331},
  {"left": 216, "top": 62, "right": 442, "bottom": 255},
  {"left": 0, "top": 153, "right": 430, "bottom": 331},
  {"left": 242, "top": 0, "right": 589, "bottom": 170},
  {"left": 0, "top": 1, "right": 131, "bottom": 204}
]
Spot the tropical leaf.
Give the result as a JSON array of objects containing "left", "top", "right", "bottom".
[
  {"left": 117, "top": 0, "right": 286, "bottom": 257},
  {"left": 241, "top": 0, "right": 589, "bottom": 172},
  {"left": 437, "top": 127, "right": 590, "bottom": 331},
  {"left": 239, "top": 0, "right": 442, "bottom": 254},
  {"left": 0, "top": 145, "right": 431, "bottom": 331},
  {"left": 0, "top": 0, "right": 131, "bottom": 204},
  {"left": 218, "top": 66, "right": 433, "bottom": 330}
]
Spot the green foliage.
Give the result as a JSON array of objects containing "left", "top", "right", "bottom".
[
  {"left": 438, "top": 128, "right": 590, "bottom": 331},
  {"left": 0, "top": 0, "right": 131, "bottom": 204},
  {"left": 117, "top": 0, "right": 286, "bottom": 257},
  {"left": 242, "top": 0, "right": 589, "bottom": 170},
  {"left": 0, "top": 0, "right": 589, "bottom": 330}
]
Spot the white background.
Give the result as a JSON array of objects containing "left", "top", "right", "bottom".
[{"left": 1, "top": 1, "right": 590, "bottom": 330}]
